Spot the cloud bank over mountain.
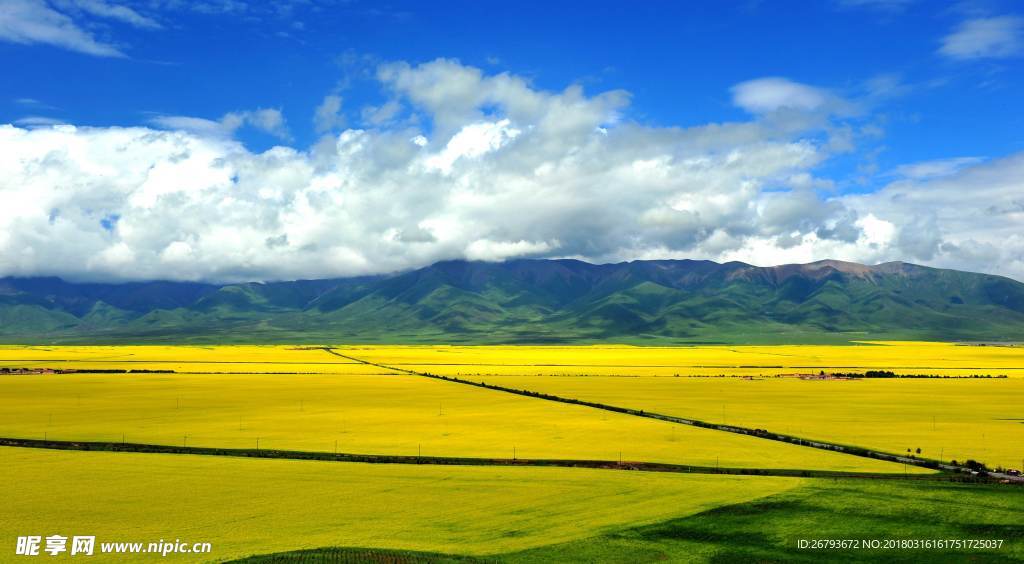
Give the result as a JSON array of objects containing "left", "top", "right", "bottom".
[{"left": 2, "top": 59, "right": 1022, "bottom": 283}]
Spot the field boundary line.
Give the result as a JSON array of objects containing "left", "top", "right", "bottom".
[
  {"left": 322, "top": 348, "right": 1019, "bottom": 482},
  {"left": 0, "top": 437, "right": 985, "bottom": 482}
]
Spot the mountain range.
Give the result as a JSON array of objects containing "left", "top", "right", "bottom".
[{"left": 2, "top": 258, "right": 1024, "bottom": 344}]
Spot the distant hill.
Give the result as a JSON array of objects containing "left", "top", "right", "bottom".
[{"left": 2, "top": 259, "right": 1024, "bottom": 344}]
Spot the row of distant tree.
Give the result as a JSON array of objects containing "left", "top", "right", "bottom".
[{"left": 826, "top": 370, "right": 1007, "bottom": 379}]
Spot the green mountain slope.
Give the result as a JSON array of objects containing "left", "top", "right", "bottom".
[{"left": 1, "top": 259, "right": 1023, "bottom": 344}]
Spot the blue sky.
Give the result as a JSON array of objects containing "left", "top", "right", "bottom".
[
  {"left": 1, "top": 0, "right": 1024, "bottom": 282},
  {"left": 4, "top": 2, "right": 1021, "bottom": 175}
]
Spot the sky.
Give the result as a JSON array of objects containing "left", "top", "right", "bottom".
[{"left": 1, "top": 0, "right": 1023, "bottom": 283}]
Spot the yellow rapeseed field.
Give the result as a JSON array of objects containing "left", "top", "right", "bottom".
[
  {"left": 0, "top": 447, "right": 801, "bottom": 561},
  {"left": 474, "top": 375, "right": 1024, "bottom": 470},
  {"left": 341, "top": 341, "right": 1024, "bottom": 377},
  {"left": 0, "top": 370, "right": 920, "bottom": 473},
  {"left": 0, "top": 345, "right": 392, "bottom": 375},
  {"left": 332, "top": 342, "right": 1024, "bottom": 468},
  {"left": 5, "top": 342, "right": 1017, "bottom": 470}
]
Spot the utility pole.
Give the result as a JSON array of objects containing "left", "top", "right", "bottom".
[{"left": 256, "top": 437, "right": 260, "bottom": 451}]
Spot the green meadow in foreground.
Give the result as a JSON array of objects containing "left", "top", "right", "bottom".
[
  {"left": 4, "top": 446, "right": 1020, "bottom": 563},
  {"left": 234, "top": 479, "right": 1024, "bottom": 563}
]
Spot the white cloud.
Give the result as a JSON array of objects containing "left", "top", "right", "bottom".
[
  {"left": 14, "top": 97, "right": 54, "bottom": 107},
  {"left": 836, "top": 153, "right": 1024, "bottom": 278},
  {"left": 61, "top": 0, "right": 161, "bottom": 29},
  {"left": 0, "top": 0, "right": 125, "bottom": 57},
  {"left": 708, "top": 153, "right": 1024, "bottom": 280},
  {"left": 149, "top": 115, "right": 227, "bottom": 136},
  {"left": 465, "top": 239, "right": 554, "bottom": 261},
  {"left": 151, "top": 108, "right": 291, "bottom": 140},
  {"left": 423, "top": 119, "right": 521, "bottom": 174},
  {"left": 222, "top": 108, "right": 290, "bottom": 140},
  {"left": 14, "top": 116, "right": 67, "bottom": 127},
  {"left": 891, "top": 156, "right": 984, "bottom": 180},
  {"left": 1, "top": 59, "right": 1022, "bottom": 282},
  {"left": 731, "top": 77, "right": 830, "bottom": 114},
  {"left": 360, "top": 99, "right": 402, "bottom": 125},
  {"left": 939, "top": 16, "right": 1023, "bottom": 60},
  {"left": 313, "top": 95, "right": 344, "bottom": 133}
]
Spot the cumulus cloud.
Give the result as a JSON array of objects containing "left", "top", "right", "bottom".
[
  {"left": 1, "top": 59, "right": 1021, "bottom": 282},
  {"left": 939, "top": 16, "right": 1023, "bottom": 60},
  {"left": 0, "top": 0, "right": 125, "bottom": 57},
  {"left": 839, "top": 153, "right": 1024, "bottom": 278},
  {"left": 712, "top": 153, "right": 1024, "bottom": 280}
]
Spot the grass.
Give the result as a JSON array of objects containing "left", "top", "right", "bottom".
[
  {"left": 228, "top": 479, "right": 1024, "bottom": 563},
  {"left": 0, "top": 447, "right": 800, "bottom": 562},
  {"left": 505, "top": 478, "right": 1024, "bottom": 563}
]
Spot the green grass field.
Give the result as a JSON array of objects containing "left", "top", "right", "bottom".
[
  {"left": 505, "top": 479, "right": 1024, "bottom": 563},
  {"left": 229, "top": 479, "right": 1024, "bottom": 563},
  {"left": 0, "top": 447, "right": 800, "bottom": 562}
]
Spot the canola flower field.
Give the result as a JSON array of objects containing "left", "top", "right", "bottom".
[
  {"left": 468, "top": 374, "right": 1024, "bottom": 470},
  {"left": 1, "top": 343, "right": 1020, "bottom": 468},
  {"left": 0, "top": 371, "right": 918, "bottom": 473},
  {"left": 343, "top": 341, "right": 1024, "bottom": 377},
  {"left": 1, "top": 342, "right": 1022, "bottom": 562}
]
